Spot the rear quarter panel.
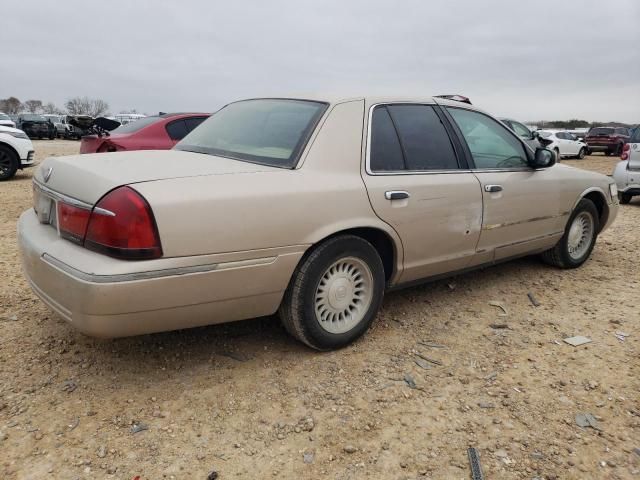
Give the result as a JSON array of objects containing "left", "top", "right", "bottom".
[{"left": 133, "top": 100, "right": 402, "bottom": 263}]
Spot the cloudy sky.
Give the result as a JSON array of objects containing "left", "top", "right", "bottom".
[{"left": 2, "top": 0, "right": 638, "bottom": 122}]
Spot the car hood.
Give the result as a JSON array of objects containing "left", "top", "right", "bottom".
[
  {"left": 35, "top": 149, "right": 280, "bottom": 204},
  {"left": 0, "top": 125, "right": 23, "bottom": 134}
]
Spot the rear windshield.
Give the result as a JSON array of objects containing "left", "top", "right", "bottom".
[
  {"left": 175, "top": 99, "right": 328, "bottom": 168},
  {"left": 21, "top": 114, "right": 46, "bottom": 122},
  {"left": 112, "top": 116, "right": 159, "bottom": 133},
  {"left": 589, "top": 127, "right": 614, "bottom": 135},
  {"left": 538, "top": 131, "right": 553, "bottom": 138}
]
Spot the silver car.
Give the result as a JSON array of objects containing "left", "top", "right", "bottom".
[
  {"left": 613, "top": 128, "right": 640, "bottom": 203},
  {"left": 18, "top": 95, "right": 619, "bottom": 350}
]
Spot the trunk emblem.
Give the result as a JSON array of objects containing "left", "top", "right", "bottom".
[{"left": 43, "top": 167, "right": 53, "bottom": 183}]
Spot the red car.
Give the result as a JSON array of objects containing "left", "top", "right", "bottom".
[
  {"left": 80, "top": 113, "right": 210, "bottom": 154},
  {"left": 584, "top": 126, "right": 630, "bottom": 156}
]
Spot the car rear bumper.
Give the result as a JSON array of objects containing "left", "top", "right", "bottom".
[{"left": 18, "top": 209, "right": 303, "bottom": 337}]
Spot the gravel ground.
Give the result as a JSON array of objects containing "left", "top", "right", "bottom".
[{"left": 1, "top": 141, "right": 639, "bottom": 479}]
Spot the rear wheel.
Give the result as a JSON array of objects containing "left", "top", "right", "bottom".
[
  {"left": 554, "top": 148, "right": 560, "bottom": 161},
  {"left": 0, "top": 145, "right": 19, "bottom": 181},
  {"left": 577, "top": 147, "right": 586, "bottom": 159},
  {"left": 279, "top": 235, "right": 385, "bottom": 350},
  {"left": 541, "top": 198, "right": 599, "bottom": 268},
  {"left": 619, "top": 193, "right": 632, "bottom": 204}
]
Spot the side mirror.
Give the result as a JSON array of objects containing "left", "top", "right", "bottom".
[
  {"left": 529, "top": 148, "right": 556, "bottom": 169},
  {"left": 531, "top": 131, "right": 540, "bottom": 139}
]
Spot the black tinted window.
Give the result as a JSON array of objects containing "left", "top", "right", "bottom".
[
  {"left": 631, "top": 129, "right": 640, "bottom": 142},
  {"left": 615, "top": 128, "right": 628, "bottom": 135},
  {"left": 589, "top": 127, "right": 614, "bottom": 136},
  {"left": 370, "top": 106, "right": 405, "bottom": 171},
  {"left": 184, "top": 116, "right": 207, "bottom": 132},
  {"left": 166, "top": 119, "right": 188, "bottom": 140},
  {"left": 386, "top": 105, "right": 458, "bottom": 170},
  {"left": 556, "top": 132, "right": 566, "bottom": 140}
]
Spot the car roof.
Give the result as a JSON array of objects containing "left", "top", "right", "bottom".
[{"left": 158, "top": 112, "right": 210, "bottom": 118}]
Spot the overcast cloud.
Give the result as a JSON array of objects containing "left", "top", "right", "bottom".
[{"left": 1, "top": 0, "right": 638, "bottom": 122}]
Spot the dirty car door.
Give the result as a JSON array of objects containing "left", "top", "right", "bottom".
[
  {"left": 445, "top": 106, "right": 564, "bottom": 261},
  {"left": 362, "top": 103, "right": 483, "bottom": 284}
]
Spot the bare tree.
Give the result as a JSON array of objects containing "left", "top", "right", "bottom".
[
  {"left": 24, "top": 99, "right": 43, "bottom": 113},
  {"left": 65, "top": 96, "right": 109, "bottom": 117},
  {"left": 0, "top": 97, "right": 23, "bottom": 114},
  {"left": 42, "top": 102, "right": 63, "bottom": 115}
]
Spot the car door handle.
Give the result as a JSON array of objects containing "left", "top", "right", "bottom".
[
  {"left": 385, "top": 190, "right": 410, "bottom": 200},
  {"left": 484, "top": 184, "right": 503, "bottom": 193}
]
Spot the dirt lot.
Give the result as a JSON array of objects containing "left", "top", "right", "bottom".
[{"left": 1, "top": 140, "right": 638, "bottom": 480}]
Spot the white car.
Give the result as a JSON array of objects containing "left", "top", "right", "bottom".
[
  {"left": 0, "top": 126, "right": 36, "bottom": 180},
  {"left": 538, "top": 130, "right": 588, "bottom": 159},
  {"left": 612, "top": 129, "right": 640, "bottom": 204},
  {"left": 0, "top": 112, "right": 16, "bottom": 128}
]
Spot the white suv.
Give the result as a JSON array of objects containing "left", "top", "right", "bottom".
[
  {"left": 613, "top": 128, "right": 640, "bottom": 204},
  {"left": 0, "top": 125, "right": 35, "bottom": 180}
]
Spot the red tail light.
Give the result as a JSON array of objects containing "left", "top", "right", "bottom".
[
  {"left": 58, "top": 202, "right": 91, "bottom": 244},
  {"left": 621, "top": 143, "right": 630, "bottom": 160},
  {"left": 84, "top": 187, "right": 162, "bottom": 260}
]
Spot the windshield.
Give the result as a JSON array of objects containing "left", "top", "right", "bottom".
[
  {"left": 589, "top": 127, "right": 614, "bottom": 136},
  {"left": 631, "top": 128, "right": 640, "bottom": 142},
  {"left": 112, "top": 116, "right": 158, "bottom": 133},
  {"left": 22, "top": 114, "right": 46, "bottom": 122},
  {"left": 175, "top": 99, "right": 328, "bottom": 168},
  {"left": 0, "top": 114, "right": 10, "bottom": 121}
]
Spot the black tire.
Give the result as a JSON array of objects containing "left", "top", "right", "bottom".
[
  {"left": 605, "top": 150, "right": 612, "bottom": 156},
  {"left": 279, "top": 235, "right": 385, "bottom": 350},
  {"left": 619, "top": 193, "right": 632, "bottom": 204},
  {"left": 0, "top": 145, "right": 19, "bottom": 181},
  {"left": 554, "top": 148, "right": 560, "bottom": 161},
  {"left": 541, "top": 198, "right": 599, "bottom": 269},
  {"left": 577, "top": 147, "right": 586, "bottom": 159}
]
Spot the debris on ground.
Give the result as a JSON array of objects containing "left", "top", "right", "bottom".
[
  {"left": 564, "top": 336, "right": 592, "bottom": 347},
  {"left": 414, "top": 358, "right": 432, "bottom": 370},
  {"left": 403, "top": 373, "right": 417, "bottom": 389},
  {"left": 414, "top": 352, "right": 443, "bottom": 366},
  {"left": 220, "top": 351, "right": 252, "bottom": 362},
  {"left": 478, "top": 402, "right": 495, "bottom": 409},
  {"left": 67, "top": 417, "right": 79, "bottom": 431},
  {"left": 527, "top": 292, "right": 541, "bottom": 307},
  {"left": 206, "top": 470, "right": 219, "bottom": 480},
  {"left": 130, "top": 423, "right": 149, "bottom": 434},
  {"left": 343, "top": 445, "right": 357, "bottom": 454},
  {"left": 615, "top": 331, "right": 629, "bottom": 342},
  {"left": 575, "top": 413, "right": 600, "bottom": 430},
  {"left": 489, "top": 323, "right": 509, "bottom": 330},
  {"left": 303, "top": 451, "right": 314, "bottom": 464},
  {"left": 489, "top": 301, "right": 508, "bottom": 316},
  {"left": 467, "top": 447, "right": 485, "bottom": 480},
  {"left": 61, "top": 380, "right": 77, "bottom": 393}
]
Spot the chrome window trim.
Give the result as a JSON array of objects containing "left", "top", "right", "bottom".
[
  {"left": 33, "top": 180, "right": 93, "bottom": 211},
  {"left": 364, "top": 102, "right": 473, "bottom": 176}
]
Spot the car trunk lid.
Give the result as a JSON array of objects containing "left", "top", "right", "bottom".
[{"left": 34, "top": 149, "right": 278, "bottom": 205}]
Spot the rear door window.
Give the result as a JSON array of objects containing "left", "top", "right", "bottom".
[
  {"left": 385, "top": 104, "right": 459, "bottom": 170},
  {"left": 165, "top": 119, "right": 188, "bottom": 140}
]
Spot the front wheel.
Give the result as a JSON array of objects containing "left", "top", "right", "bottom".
[
  {"left": 619, "top": 193, "right": 632, "bottom": 204},
  {"left": 0, "top": 145, "right": 19, "bottom": 181},
  {"left": 554, "top": 148, "right": 561, "bottom": 161},
  {"left": 577, "top": 147, "right": 586, "bottom": 159},
  {"left": 541, "top": 198, "right": 599, "bottom": 268},
  {"left": 279, "top": 235, "right": 385, "bottom": 350}
]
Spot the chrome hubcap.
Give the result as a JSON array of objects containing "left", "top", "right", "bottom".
[
  {"left": 567, "top": 211, "right": 594, "bottom": 260},
  {"left": 315, "top": 257, "right": 373, "bottom": 334}
]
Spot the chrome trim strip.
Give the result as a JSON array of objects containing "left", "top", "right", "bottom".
[
  {"left": 93, "top": 207, "right": 116, "bottom": 217},
  {"left": 41, "top": 254, "right": 277, "bottom": 284},
  {"left": 33, "top": 180, "right": 93, "bottom": 210},
  {"left": 482, "top": 212, "right": 570, "bottom": 231}
]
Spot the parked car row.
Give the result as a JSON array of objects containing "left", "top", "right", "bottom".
[{"left": 17, "top": 94, "right": 619, "bottom": 350}]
